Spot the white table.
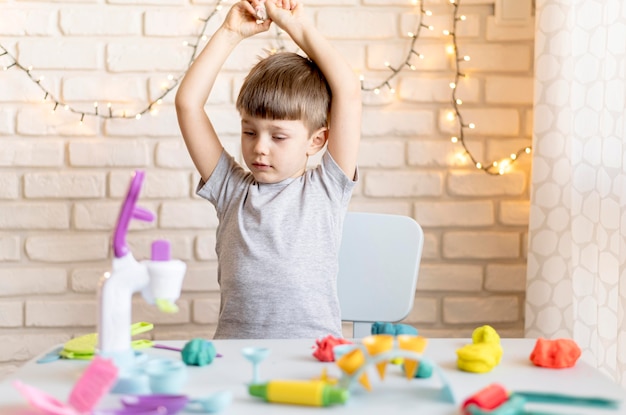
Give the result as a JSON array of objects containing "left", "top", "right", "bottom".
[{"left": 0, "top": 338, "right": 624, "bottom": 414}]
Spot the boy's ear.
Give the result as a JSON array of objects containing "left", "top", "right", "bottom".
[{"left": 307, "top": 127, "right": 328, "bottom": 156}]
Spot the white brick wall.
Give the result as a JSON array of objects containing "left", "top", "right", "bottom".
[{"left": 0, "top": 0, "right": 533, "bottom": 374}]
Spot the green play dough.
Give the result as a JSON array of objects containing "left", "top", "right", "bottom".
[{"left": 181, "top": 338, "right": 217, "bottom": 366}]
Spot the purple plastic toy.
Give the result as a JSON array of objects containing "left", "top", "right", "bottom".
[{"left": 113, "top": 171, "right": 155, "bottom": 258}]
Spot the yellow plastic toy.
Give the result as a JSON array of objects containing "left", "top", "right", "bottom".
[
  {"left": 249, "top": 380, "right": 348, "bottom": 407},
  {"left": 336, "top": 348, "right": 372, "bottom": 391},
  {"left": 61, "top": 322, "right": 153, "bottom": 360},
  {"left": 456, "top": 325, "right": 503, "bottom": 373},
  {"left": 362, "top": 334, "right": 393, "bottom": 380},
  {"left": 335, "top": 334, "right": 428, "bottom": 391}
]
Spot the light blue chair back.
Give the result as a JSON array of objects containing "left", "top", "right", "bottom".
[{"left": 337, "top": 212, "right": 424, "bottom": 338}]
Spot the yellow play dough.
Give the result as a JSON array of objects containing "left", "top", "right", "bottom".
[{"left": 456, "top": 325, "right": 503, "bottom": 373}]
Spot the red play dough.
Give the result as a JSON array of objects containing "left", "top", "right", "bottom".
[
  {"left": 312, "top": 335, "right": 353, "bottom": 362},
  {"left": 529, "top": 338, "right": 581, "bottom": 368}
]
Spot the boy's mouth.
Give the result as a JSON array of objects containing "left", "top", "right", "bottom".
[{"left": 252, "top": 162, "right": 271, "bottom": 170}]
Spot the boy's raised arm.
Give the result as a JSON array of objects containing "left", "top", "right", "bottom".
[
  {"left": 175, "top": 1, "right": 271, "bottom": 183},
  {"left": 266, "top": 1, "right": 362, "bottom": 179}
]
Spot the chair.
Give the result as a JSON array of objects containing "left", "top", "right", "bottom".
[{"left": 337, "top": 212, "right": 424, "bottom": 338}]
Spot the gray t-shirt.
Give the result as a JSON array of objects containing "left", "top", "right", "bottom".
[{"left": 197, "top": 150, "right": 357, "bottom": 339}]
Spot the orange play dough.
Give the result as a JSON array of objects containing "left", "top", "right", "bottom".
[{"left": 529, "top": 338, "right": 581, "bottom": 368}]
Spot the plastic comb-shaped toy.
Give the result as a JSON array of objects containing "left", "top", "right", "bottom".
[{"left": 15, "top": 356, "right": 118, "bottom": 415}]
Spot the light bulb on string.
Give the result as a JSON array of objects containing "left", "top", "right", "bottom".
[
  {"left": 361, "top": 0, "right": 432, "bottom": 93},
  {"left": 0, "top": 0, "right": 227, "bottom": 122},
  {"left": 444, "top": 0, "right": 532, "bottom": 175},
  {"left": 411, "top": 50, "right": 424, "bottom": 59}
]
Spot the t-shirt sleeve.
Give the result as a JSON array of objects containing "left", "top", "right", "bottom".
[
  {"left": 196, "top": 150, "right": 247, "bottom": 213},
  {"left": 320, "top": 151, "right": 358, "bottom": 204}
]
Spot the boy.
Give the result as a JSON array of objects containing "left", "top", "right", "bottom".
[{"left": 175, "top": 0, "right": 361, "bottom": 339}]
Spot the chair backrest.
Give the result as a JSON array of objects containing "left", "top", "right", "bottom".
[{"left": 337, "top": 212, "right": 424, "bottom": 338}]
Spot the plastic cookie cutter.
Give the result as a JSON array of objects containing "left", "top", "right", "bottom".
[{"left": 462, "top": 383, "right": 621, "bottom": 415}]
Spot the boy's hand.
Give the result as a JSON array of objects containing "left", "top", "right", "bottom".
[
  {"left": 222, "top": 1, "right": 272, "bottom": 38},
  {"left": 265, "top": 0, "right": 302, "bottom": 28}
]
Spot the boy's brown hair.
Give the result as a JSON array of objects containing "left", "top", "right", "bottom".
[{"left": 236, "top": 52, "right": 331, "bottom": 133}]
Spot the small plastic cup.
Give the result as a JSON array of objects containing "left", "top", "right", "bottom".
[{"left": 144, "top": 358, "right": 188, "bottom": 394}]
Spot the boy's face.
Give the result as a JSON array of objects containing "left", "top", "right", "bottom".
[{"left": 241, "top": 116, "right": 319, "bottom": 183}]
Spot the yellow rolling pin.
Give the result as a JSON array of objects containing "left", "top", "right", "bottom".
[{"left": 248, "top": 380, "right": 349, "bottom": 407}]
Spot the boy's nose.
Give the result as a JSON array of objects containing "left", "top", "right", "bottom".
[{"left": 253, "top": 137, "right": 269, "bottom": 154}]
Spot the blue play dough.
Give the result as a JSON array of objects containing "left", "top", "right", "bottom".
[
  {"left": 371, "top": 322, "right": 418, "bottom": 336},
  {"left": 181, "top": 338, "right": 217, "bottom": 366}
]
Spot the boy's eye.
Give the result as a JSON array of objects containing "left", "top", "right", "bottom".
[
  {"left": 273, "top": 135, "right": 287, "bottom": 140},
  {"left": 243, "top": 131, "right": 255, "bottom": 136}
]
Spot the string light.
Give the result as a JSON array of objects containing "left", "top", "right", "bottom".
[
  {"left": 1, "top": 0, "right": 532, "bottom": 175},
  {"left": 360, "top": 0, "right": 433, "bottom": 93},
  {"left": 446, "top": 0, "right": 531, "bottom": 175},
  {"left": 0, "top": 0, "right": 226, "bottom": 122}
]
